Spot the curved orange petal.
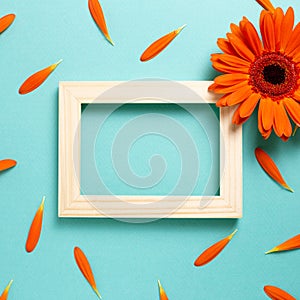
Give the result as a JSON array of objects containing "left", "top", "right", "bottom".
[
  {"left": 226, "top": 85, "right": 253, "bottom": 106},
  {"left": 217, "top": 38, "right": 238, "bottom": 56},
  {"left": 292, "top": 91, "right": 300, "bottom": 102},
  {"left": 284, "top": 98, "right": 300, "bottom": 126},
  {"left": 216, "top": 94, "right": 232, "bottom": 107},
  {"left": 256, "top": 0, "right": 275, "bottom": 13},
  {"left": 74, "top": 247, "right": 102, "bottom": 299},
  {"left": 273, "top": 101, "right": 292, "bottom": 140},
  {"left": 285, "top": 23, "right": 300, "bottom": 55},
  {"left": 0, "top": 14, "right": 15, "bottom": 34},
  {"left": 140, "top": 25, "right": 186, "bottom": 62},
  {"left": 260, "top": 12, "right": 275, "bottom": 51},
  {"left": 261, "top": 98, "right": 274, "bottom": 130},
  {"left": 239, "top": 93, "right": 261, "bottom": 118},
  {"left": 227, "top": 33, "right": 255, "bottom": 62},
  {"left": 240, "top": 18, "right": 262, "bottom": 56},
  {"left": 258, "top": 101, "right": 272, "bottom": 139},
  {"left": 211, "top": 53, "right": 251, "bottom": 67},
  {"left": 280, "top": 7, "right": 294, "bottom": 52},
  {"left": 19, "top": 60, "right": 62, "bottom": 95},
  {"left": 264, "top": 285, "right": 296, "bottom": 300},
  {"left": 214, "top": 73, "right": 249, "bottom": 86},
  {"left": 212, "top": 61, "right": 250, "bottom": 74},
  {"left": 230, "top": 23, "right": 243, "bottom": 40},
  {"left": 0, "top": 159, "right": 17, "bottom": 172},
  {"left": 25, "top": 197, "right": 45, "bottom": 253},
  {"left": 194, "top": 230, "right": 238, "bottom": 267},
  {"left": 158, "top": 280, "right": 168, "bottom": 300},
  {"left": 210, "top": 81, "right": 248, "bottom": 94},
  {"left": 232, "top": 105, "right": 251, "bottom": 125},
  {"left": 273, "top": 7, "right": 284, "bottom": 51}
]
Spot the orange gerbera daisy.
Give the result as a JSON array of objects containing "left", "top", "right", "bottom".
[{"left": 209, "top": 0, "right": 300, "bottom": 141}]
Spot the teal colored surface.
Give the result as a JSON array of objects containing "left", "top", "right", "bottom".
[
  {"left": 0, "top": 0, "right": 299, "bottom": 299},
  {"left": 81, "top": 104, "right": 220, "bottom": 196}
]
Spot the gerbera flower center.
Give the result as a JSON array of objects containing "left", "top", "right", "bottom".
[{"left": 249, "top": 53, "right": 298, "bottom": 99}]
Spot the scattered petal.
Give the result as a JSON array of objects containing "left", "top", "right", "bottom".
[
  {"left": 0, "top": 14, "right": 15, "bottom": 34},
  {"left": 74, "top": 247, "right": 102, "bottom": 299},
  {"left": 255, "top": 148, "right": 293, "bottom": 192},
  {"left": 0, "top": 159, "right": 16, "bottom": 172},
  {"left": 0, "top": 280, "right": 13, "bottom": 300},
  {"left": 140, "top": 25, "right": 186, "bottom": 62},
  {"left": 194, "top": 229, "right": 237, "bottom": 267},
  {"left": 264, "top": 285, "right": 296, "bottom": 300},
  {"left": 158, "top": 280, "right": 168, "bottom": 300},
  {"left": 25, "top": 196, "right": 45, "bottom": 253},
  {"left": 266, "top": 234, "right": 300, "bottom": 254},
  {"left": 19, "top": 59, "right": 62, "bottom": 95},
  {"left": 88, "top": 0, "right": 114, "bottom": 45}
]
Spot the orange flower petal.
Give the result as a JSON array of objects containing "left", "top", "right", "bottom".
[
  {"left": 273, "top": 101, "right": 292, "bottom": 140},
  {"left": 284, "top": 98, "right": 300, "bottom": 126},
  {"left": 256, "top": 0, "right": 275, "bottom": 13},
  {"left": 74, "top": 247, "right": 101, "bottom": 299},
  {"left": 25, "top": 197, "right": 45, "bottom": 253},
  {"left": 214, "top": 73, "right": 249, "bottom": 86},
  {"left": 140, "top": 25, "right": 186, "bottom": 62},
  {"left": 255, "top": 148, "right": 293, "bottom": 192},
  {"left": 0, "top": 14, "right": 15, "bottom": 34},
  {"left": 285, "top": 22, "right": 300, "bottom": 55},
  {"left": 0, "top": 159, "right": 16, "bottom": 172},
  {"left": 280, "top": 7, "right": 294, "bottom": 52},
  {"left": 260, "top": 98, "right": 274, "bottom": 131},
  {"left": 260, "top": 12, "right": 276, "bottom": 51},
  {"left": 226, "top": 85, "right": 252, "bottom": 106},
  {"left": 217, "top": 38, "right": 237, "bottom": 56},
  {"left": 258, "top": 102, "right": 272, "bottom": 139},
  {"left": 210, "top": 81, "right": 248, "bottom": 94},
  {"left": 227, "top": 33, "right": 255, "bottom": 62},
  {"left": 0, "top": 280, "right": 13, "bottom": 300},
  {"left": 239, "top": 93, "right": 260, "bottom": 118},
  {"left": 88, "top": 0, "right": 114, "bottom": 45},
  {"left": 19, "top": 60, "right": 62, "bottom": 95},
  {"left": 232, "top": 105, "right": 251, "bottom": 125},
  {"left": 264, "top": 285, "right": 296, "bottom": 300},
  {"left": 273, "top": 7, "right": 284, "bottom": 51},
  {"left": 211, "top": 53, "right": 251, "bottom": 67},
  {"left": 216, "top": 93, "right": 231, "bottom": 107},
  {"left": 240, "top": 18, "right": 262, "bottom": 56},
  {"left": 158, "top": 280, "right": 168, "bottom": 300},
  {"left": 266, "top": 234, "right": 300, "bottom": 254},
  {"left": 194, "top": 229, "right": 237, "bottom": 267}
]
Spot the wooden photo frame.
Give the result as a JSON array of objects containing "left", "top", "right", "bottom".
[{"left": 58, "top": 81, "right": 242, "bottom": 218}]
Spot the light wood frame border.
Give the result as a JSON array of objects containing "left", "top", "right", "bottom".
[{"left": 58, "top": 81, "right": 242, "bottom": 218}]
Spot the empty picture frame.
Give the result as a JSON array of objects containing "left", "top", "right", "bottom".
[{"left": 58, "top": 81, "right": 242, "bottom": 218}]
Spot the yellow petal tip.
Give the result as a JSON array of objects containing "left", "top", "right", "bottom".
[
  {"left": 283, "top": 184, "right": 294, "bottom": 193},
  {"left": 106, "top": 35, "right": 114, "bottom": 46},
  {"left": 265, "top": 247, "right": 277, "bottom": 255},
  {"left": 94, "top": 287, "right": 102, "bottom": 299},
  {"left": 228, "top": 229, "right": 238, "bottom": 240},
  {"left": 176, "top": 24, "right": 187, "bottom": 34}
]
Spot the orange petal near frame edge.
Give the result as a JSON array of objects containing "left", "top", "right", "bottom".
[
  {"left": 194, "top": 229, "right": 237, "bottom": 267},
  {"left": 19, "top": 60, "right": 62, "bottom": 95},
  {"left": 255, "top": 148, "right": 293, "bottom": 192},
  {"left": 88, "top": 0, "right": 114, "bottom": 45},
  {"left": 255, "top": 0, "right": 275, "bottom": 13},
  {"left": 264, "top": 285, "right": 296, "bottom": 300},
  {"left": 140, "top": 24, "right": 186, "bottom": 62},
  {"left": 25, "top": 196, "right": 45, "bottom": 253},
  {"left": 74, "top": 247, "right": 102, "bottom": 299},
  {"left": 0, "top": 280, "right": 13, "bottom": 300},
  {"left": 0, "top": 159, "right": 16, "bottom": 172},
  {"left": 266, "top": 234, "right": 300, "bottom": 254},
  {"left": 0, "top": 14, "right": 15, "bottom": 34},
  {"left": 158, "top": 280, "right": 168, "bottom": 300}
]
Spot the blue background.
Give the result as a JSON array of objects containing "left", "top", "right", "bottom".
[{"left": 0, "top": 0, "right": 299, "bottom": 299}]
